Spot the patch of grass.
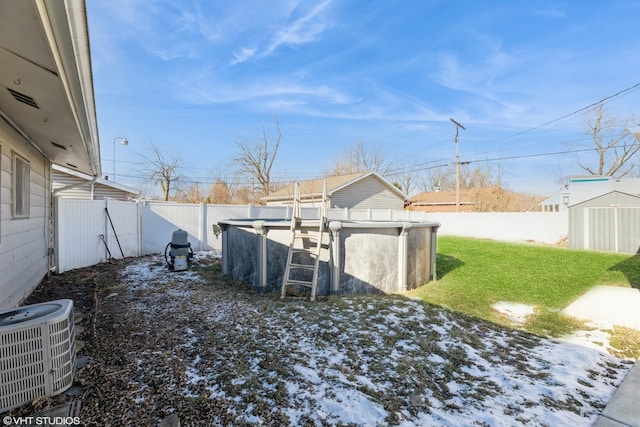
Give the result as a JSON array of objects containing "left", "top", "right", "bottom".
[
  {"left": 609, "top": 326, "right": 640, "bottom": 359},
  {"left": 526, "top": 310, "right": 588, "bottom": 337},
  {"left": 409, "top": 236, "right": 640, "bottom": 338}
]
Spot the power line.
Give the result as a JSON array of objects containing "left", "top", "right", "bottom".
[
  {"left": 116, "top": 145, "right": 610, "bottom": 185},
  {"left": 484, "top": 80, "right": 640, "bottom": 143},
  {"left": 384, "top": 147, "right": 601, "bottom": 177}
]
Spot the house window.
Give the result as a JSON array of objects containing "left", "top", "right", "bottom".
[{"left": 13, "top": 153, "right": 30, "bottom": 218}]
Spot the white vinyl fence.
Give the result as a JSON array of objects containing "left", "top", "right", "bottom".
[
  {"left": 426, "top": 211, "right": 569, "bottom": 244},
  {"left": 55, "top": 198, "right": 140, "bottom": 273},
  {"left": 54, "top": 197, "right": 568, "bottom": 273}
]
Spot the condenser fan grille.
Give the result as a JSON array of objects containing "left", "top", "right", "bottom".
[
  {"left": 0, "top": 300, "right": 75, "bottom": 413},
  {"left": 0, "top": 303, "right": 62, "bottom": 326}
]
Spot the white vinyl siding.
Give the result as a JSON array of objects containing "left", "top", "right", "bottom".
[
  {"left": 52, "top": 170, "right": 136, "bottom": 201},
  {"left": 0, "top": 120, "right": 50, "bottom": 309},
  {"left": 92, "top": 184, "right": 133, "bottom": 201},
  {"left": 52, "top": 169, "right": 91, "bottom": 199},
  {"left": 331, "top": 175, "right": 404, "bottom": 210}
]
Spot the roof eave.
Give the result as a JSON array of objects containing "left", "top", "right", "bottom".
[{"left": 38, "top": 0, "right": 101, "bottom": 176}]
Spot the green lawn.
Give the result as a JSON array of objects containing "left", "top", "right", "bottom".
[{"left": 409, "top": 236, "right": 640, "bottom": 338}]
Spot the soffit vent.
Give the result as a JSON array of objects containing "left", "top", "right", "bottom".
[
  {"left": 7, "top": 88, "right": 39, "bottom": 109},
  {"left": 50, "top": 141, "right": 67, "bottom": 150}
]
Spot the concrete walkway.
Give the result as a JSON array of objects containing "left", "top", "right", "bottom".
[
  {"left": 594, "top": 359, "right": 640, "bottom": 427},
  {"left": 561, "top": 285, "right": 640, "bottom": 427},
  {"left": 562, "top": 285, "right": 640, "bottom": 330}
]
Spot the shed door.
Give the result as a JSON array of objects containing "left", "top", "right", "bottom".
[
  {"left": 618, "top": 207, "right": 640, "bottom": 254},
  {"left": 588, "top": 208, "right": 616, "bottom": 252},
  {"left": 586, "top": 207, "right": 640, "bottom": 253}
]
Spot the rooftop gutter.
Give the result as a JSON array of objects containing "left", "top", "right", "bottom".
[{"left": 36, "top": 0, "right": 101, "bottom": 177}]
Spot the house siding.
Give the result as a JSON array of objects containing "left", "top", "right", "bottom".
[
  {"left": 331, "top": 175, "right": 404, "bottom": 210},
  {"left": 53, "top": 170, "right": 133, "bottom": 201},
  {"left": 52, "top": 170, "right": 93, "bottom": 199},
  {"left": 0, "top": 119, "right": 50, "bottom": 309},
  {"left": 93, "top": 184, "right": 132, "bottom": 201}
]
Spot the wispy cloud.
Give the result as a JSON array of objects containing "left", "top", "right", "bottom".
[
  {"left": 263, "top": 0, "right": 334, "bottom": 56},
  {"left": 231, "top": 47, "right": 258, "bottom": 65},
  {"left": 175, "top": 73, "right": 354, "bottom": 107}
]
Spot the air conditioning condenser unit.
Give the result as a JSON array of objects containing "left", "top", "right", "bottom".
[{"left": 0, "top": 299, "right": 76, "bottom": 413}]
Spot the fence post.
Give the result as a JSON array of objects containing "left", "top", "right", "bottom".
[
  {"left": 397, "top": 223, "right": 410, "bottom": 291},
  {"left": 104, "top": 198, "right": 109, "bottom": 257},
  {"left": 137, "top": 201, "right": 142, "bottom": 256},
  {"left": 201, "top": 203, "right": 208, "bottom": 251},
  {"left": 54, "top": 196, "right": 61, "bottom": 273}
]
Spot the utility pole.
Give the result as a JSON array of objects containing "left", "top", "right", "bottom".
[{"left": 450, "top": 118, "right": 466, "bottom": 212}]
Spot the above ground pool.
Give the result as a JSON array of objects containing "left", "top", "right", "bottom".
[{"left": 218, "top": 219, "right": 439, "bottom": 296}]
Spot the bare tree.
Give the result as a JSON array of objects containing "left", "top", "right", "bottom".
[
  {"left": 174, "top": 183, "right": 204, "bottom": 203},
  {"left": 464, "top": 161, "right": 502, "bottom": 189},
  {"left": 577, "top": 104, "right": 640, "bottom": 177},
  {"left": 420, "top": 162, "right": 500, "bottom": 192},
  {"left": 327, "top": 141, "right": 391, "bottom": 176},
  {"left": 422, "top": 164, "right": 457, "bottom": 191},
  {"left": 141, "top": 144, "right": 181, "bottom": 201},
  {"left": 207, "top": 179, "right": 233, "bottom": 204},
  {"left": 234, "top": 118, "right": 281, "bottom": 200},
  {"left": 471, "top": 187, "right": 544, "bottom": 212},
  {"left": 393, "top": 171, "right": 414, "bottom": 196}
]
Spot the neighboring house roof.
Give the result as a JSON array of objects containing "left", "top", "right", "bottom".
[
  {"left": 407, "top": 190, "right": 475, "bottom": 205},
  {"left": 52, "top": 164, "right": 140, "bottom": 198},
  {"left": 0, "top": 0, "right": 100, "bottom": 176},
  {"left": 542, "top": 176, "right": 640, "bottom": 207},
  {"left": 262, "top": 171, "right": 406, "bottom": 202},
  {"left": 406, "top": 190, "right": 475, "bottom": 212}
]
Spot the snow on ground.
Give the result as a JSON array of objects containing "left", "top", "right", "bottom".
[
  {"left": 492, "top": 301, "right": 535, "bottom": 325},
  {"left": 117, "top": 253, "right": 633, "bottom": 426}
]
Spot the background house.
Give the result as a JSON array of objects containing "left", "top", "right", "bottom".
[
  {"left": 262, "top": 171, "right": 406, "bottom": 210},
  {"left": 541, "top": 176, "right": 640, "bottom": 212},
  {"left": 405, "top": 190, "right": 475, "bottom": 212},
  {"left": 407, "top": 187, "right": 542, "bottom": 212},
  {"left": 53, "top": 164, "right": 139, "bottom": 201},
  {"left": 0, "top": 0, "right": 100, "bottom": 308}
]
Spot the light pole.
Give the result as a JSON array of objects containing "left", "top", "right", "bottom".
[
  {"left": 449, "top": 118, "right": 466, "bottom": 212},
  {"left": 112, "top": 136, "right": 129, "bottom": 182},
  {"left": 628, "top": 125, "right": 640, "bottom": 142}
]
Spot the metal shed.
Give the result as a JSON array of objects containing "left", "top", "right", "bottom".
[{"left": 568, "top": 191, "right": 640, "bottom": 253}]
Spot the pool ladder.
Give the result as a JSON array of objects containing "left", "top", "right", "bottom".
[{"left": 281, "top": 181, "right": 327, "bottom": 301}]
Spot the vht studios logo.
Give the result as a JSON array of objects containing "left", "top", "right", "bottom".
[{"left": 3, "top": 416, "right": 81, "bottom": 426}]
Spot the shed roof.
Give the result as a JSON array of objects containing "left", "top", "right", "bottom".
[
  {"left": 569, "top": 190, "right": 640, "bottom": 208},
  {"left": 53, "top": 164, "right": 139, "bottom": 196},
  {"left": 262, "top": 171, "right": 406, "bottom": 201}
]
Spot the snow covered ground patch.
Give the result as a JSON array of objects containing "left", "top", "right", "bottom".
[
  {"left": 492, "top": 300, "right": 535, "bottom": 325},
  {"left": 80, "top": 252, "right": 634, "bottom": 426}
]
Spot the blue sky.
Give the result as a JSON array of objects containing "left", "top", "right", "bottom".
[{"left": 87, "top": 0, "right": 640, "bottom": 197}]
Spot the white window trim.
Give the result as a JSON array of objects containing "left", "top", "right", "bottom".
[{"left": 13, "top": 152, "right": 30, "bottom": 219}]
